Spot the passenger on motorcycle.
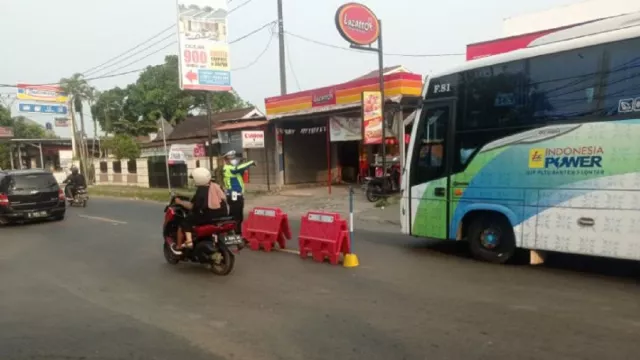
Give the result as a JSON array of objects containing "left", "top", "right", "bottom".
[
  {"left": 171, "top": 167, "right": 229, "bottom": 255},
  {"left": 64, "top": 166, "right": 86, "bottom": 199}
]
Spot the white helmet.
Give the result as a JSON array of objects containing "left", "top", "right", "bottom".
[{"left": 192, "top": 167, "right": 211, "bottom": 186}]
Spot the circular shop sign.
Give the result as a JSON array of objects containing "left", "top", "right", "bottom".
[{"left": 335, "top": 3, "right": 380, "bottom": 46}]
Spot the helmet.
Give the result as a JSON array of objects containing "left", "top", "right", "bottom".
[
  {"left": 223, "top": 150, "right": 236, "bottom": 159},
  {"left": 192, "top": 167, "right": 211, "bottom": 186},
  {"left": 71, "top": 166, "right": 79, "bottom": 174}
]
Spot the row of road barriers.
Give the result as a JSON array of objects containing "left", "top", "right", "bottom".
[{"left": 241, "top": 206, "right": 359, "bottom": 268}]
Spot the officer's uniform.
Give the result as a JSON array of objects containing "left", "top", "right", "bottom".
[{"left": 222, "top": 152, "right": 254, "bottom": 233}]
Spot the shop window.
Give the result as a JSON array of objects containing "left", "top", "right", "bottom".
[
  {"left": 127, "top": 160, "right": 137, "bottom": 174},
  {"left": 99, "top": 161, "right": 108, "bottom": 173},
  {"left": 112, "top": 161, "right": 122, "bottom": 174}
]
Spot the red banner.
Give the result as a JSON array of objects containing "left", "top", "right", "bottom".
[{"left": 362, "top": 91, "right": 382, "bottom": 144}]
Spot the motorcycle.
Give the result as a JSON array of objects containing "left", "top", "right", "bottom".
[
  {"left": 364, "top": 160, "right": 401, "bottom": 203},
  {"left": 162, "top": 193, "right": 242, "bottom": 275},
  {"left": 65, "top": 184, "right": 89, "bottom": 207}
]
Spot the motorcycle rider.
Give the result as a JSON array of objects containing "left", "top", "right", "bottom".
[
  {"left": 171, "top": 167, "right": 229, "bottom": 255},
  {"left": 221, "top": 150, "right": 255, "bottom": 233},
  {"left": 64, "top": 166, "right": 86, "bottom": 199}
]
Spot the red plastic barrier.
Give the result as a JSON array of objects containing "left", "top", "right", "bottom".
[
  {"left": 242, "top": 207, "right": 292, "bottom": 252},
  {"left": 298, "top": 211, "right": 351, "bottom": 265}
]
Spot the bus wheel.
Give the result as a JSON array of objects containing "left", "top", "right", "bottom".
[{"left": 468, "top": 215, "right": 515, "bottom": 264}]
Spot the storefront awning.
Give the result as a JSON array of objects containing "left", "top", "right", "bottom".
[
  {"left": 267, "top": 95, "right": 404, "bottom": 121},
  {"left": 215, "top": 119, "right": 268, "bottom": 131}
]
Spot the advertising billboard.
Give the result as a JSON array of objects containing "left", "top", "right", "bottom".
[
  {"left": 16, "top": 84, "right": 68, "bottom": 103},
  {"left": 177, "top": 0, "right": 232, "bottom": 92},
  {"left": 361, "top": 91, "right": 383, "bottom": 144}
]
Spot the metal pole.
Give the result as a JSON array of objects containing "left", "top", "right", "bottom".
[
  {"left": 349, "top": 185, "right": 354, "bottom": 251},
  {"left": 38, "top": 143, "right": 44, "bottom": 169},
  {"left": 264, "top": 145, "right": 270, "bottom": 191},
  {"left": 206, "top": 93, "right": 214, "bottom": 170},
  {"left": 277, "top": 0, "right": 287, "bottom": 95},
  {"left": 18, "top": 145, "right": 23, "bottom": 169},
  {"left": 326, "top": 119, "right": 331, "bottom": 195},
  {"left": 160, "top": 117, "right": 172, "bottom": 191},
  {"left": 9, "top": 145, "right": 14, "bottom": 170},
  {"left": 377, "top": 20, "right": 386, "bottom": 180}
]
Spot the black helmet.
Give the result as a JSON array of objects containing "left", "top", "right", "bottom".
[{"left": 71, "top": 166, "right": 79, "bottom": 174}]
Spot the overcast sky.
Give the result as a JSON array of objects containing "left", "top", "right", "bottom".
[{"left": 1, "top": 0, "right": 580, "bottom": 137}]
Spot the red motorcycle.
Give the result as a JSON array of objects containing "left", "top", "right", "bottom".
[{"left": 163, "top": 193, "right": 243, "bottom": 276}]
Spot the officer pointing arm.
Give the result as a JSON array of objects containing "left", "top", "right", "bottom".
[{"left": 222, "top": 151, "right": 256, "bottom": 233}]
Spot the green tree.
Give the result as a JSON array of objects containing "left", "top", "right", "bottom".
[
  {"left": 101, "top": 134, "right": 140, "bottom": 161},
  {"left": 0, "top": 107, "right": 54, "bottom": 169},
  {"left": 60, "top": 73, "right": 91, "bottom": 137}
]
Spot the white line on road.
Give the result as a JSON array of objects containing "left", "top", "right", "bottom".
[{"left": 77, "top": 214, "right": 128, "bottom": 225}]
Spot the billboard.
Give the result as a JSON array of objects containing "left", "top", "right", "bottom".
[
  {"left": 0, "top": 126, "right": 14, "bottom": 138},
  {"left": 329, "top": 116, "right": 361, "bottom": 142},
  {"left": 17, "top": 84, "right": 68, "bottom": 103},
  {"left": 18, "top": 102, "right": 68, "bottom": 114},
  {"left": 241, "top": 130, "right": 265, "bottom": 148},
  {"left": 177, "top": 0, "right": 232, "bottom": 92},
  {"left": 362, "top": 91, "right": 382, "bottom": 144}
]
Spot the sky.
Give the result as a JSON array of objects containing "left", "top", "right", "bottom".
[{"left": 0, "top": 0, "right": 581, "bottom": 138}]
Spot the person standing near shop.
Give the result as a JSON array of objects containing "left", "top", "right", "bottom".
[{"left": 221, "top": 150, "right": 255, "bottom": 233}]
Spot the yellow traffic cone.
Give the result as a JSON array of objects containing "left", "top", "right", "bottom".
[{"left": 343, "top": 253, "right": 359, "bottom": 268}]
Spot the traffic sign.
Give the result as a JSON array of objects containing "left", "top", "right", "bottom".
[{"left": 18, "top": 103, "right": 68, "bottom": 114}]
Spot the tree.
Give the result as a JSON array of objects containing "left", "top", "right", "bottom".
[
  {"left": 60, "top": 73, "right": 91, "bottom": 138},
  {"left": 101, "top": 134, "right": 140, "bottom": 161},
  {"left": 0, "top": 107, "right": 53, "bottom": 169}
]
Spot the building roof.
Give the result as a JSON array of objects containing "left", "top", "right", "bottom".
[
  {"left": 159, "top": 107, "right": 264, "bottom": 142},
  {"left": 214, "top": 119, "right": 268, "bottom": 131}
]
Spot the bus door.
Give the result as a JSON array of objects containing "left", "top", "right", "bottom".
[{"left": 408, "top": 101, "right": 453, "bottom": 239}]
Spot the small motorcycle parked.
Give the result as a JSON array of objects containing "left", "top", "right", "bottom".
[{"left": 364, "top": 159, "right": 401, "bottom": 202}]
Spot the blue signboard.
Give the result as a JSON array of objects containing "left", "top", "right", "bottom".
[
  {"left": 198, "top": 69, "right": 231, "bottom": 87},
  {"left": 18, "top": 102, "right": 68, "bottom": 115}
]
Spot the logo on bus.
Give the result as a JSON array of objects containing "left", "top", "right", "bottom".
[{"left": 528, "top": 146, "right": 604, "bottom": 169}]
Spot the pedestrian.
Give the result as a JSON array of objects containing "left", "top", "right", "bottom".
[{"left": 221, "top": 150, "right": 255, "bottom": 233}]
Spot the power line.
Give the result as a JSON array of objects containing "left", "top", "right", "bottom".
[
  {"left": 82, "top": 25, "right": 174, "bottom": 75},
  {"left": 284, "top": 34, "right": 301, "bottom": 91},
  {"left": 228, "top": 0, "right": 257, "bottom": 14},
  {"left": 285, "top": 31, "right": 465, "bottom": 57},
  {"left": 87, "top": 33, "right": 177, "bottom": 77},
  {"left": 231, "top": 32, "right": 273, "bottom": 71},
  {"left": 230, "top": 21, "right": 276, "bottom": 44},
  {"left": 100, "top": 42, "right": 177, "bottom": 77}
]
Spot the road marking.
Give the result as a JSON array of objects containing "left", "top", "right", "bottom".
[{"left": 78, "top": 214, "right": 127, "bottom": 225}]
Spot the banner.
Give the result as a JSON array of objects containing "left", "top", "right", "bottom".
[
  {"left": 17, "top": 84, "right": 68, "bottom": 103},
  {"left": 18, "top": 102, "right": 68, "bottom": 114},
  {"left": 177, "top": 0, "right": 232, "bottom": 92},
  {"left": 55, "top": 117, "right": 69, "bottom": 127},
  {"left": 329, "top": 116, "right": 361, "bottom": 142},
  {"left": 362, "top": 91, "right": 383, "bottom": 144},
  {"left": 241, "top": 130, "right": 265, "bottom": 148},
  {"left": 0, "top": 126, "right": 14, "bottom": 138}
]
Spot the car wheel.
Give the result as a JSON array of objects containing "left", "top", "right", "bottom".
[{"left": 468, "top": 214, "right": 516, "bottom": 264}]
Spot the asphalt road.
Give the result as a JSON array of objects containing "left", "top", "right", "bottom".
[{"left": 1, "top": 198, "right": 640, "bottom": 360}]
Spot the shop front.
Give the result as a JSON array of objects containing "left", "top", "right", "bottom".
[{"left": 264, "top": 70, "right": 423, "bottom": 188}]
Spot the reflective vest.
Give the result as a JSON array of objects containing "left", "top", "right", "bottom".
[{"left": 222, "top": 161, "right": 254, "bottom": 194}]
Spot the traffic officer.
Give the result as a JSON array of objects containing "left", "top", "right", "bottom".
[{"left": 221, "top": 150, "right": 255, "bottom": 233}]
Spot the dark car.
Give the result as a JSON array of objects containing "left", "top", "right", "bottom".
[{"left": 0, "top": 169, "right": 66, "bottom": 225}]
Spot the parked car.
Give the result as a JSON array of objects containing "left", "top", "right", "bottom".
[{"left": 0, "top": 169, "right": 66, "bottom": 225}]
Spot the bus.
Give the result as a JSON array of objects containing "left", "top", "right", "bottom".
[{"left": 401, "top": 13, "right": 640, "bottom": 264}]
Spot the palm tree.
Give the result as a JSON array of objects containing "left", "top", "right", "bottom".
[
  {"left": 60, "top": 73, "right": 90, "bottom": 176},
  {"left": 86, "top": 87, "right": 99, "bottom": 159}
]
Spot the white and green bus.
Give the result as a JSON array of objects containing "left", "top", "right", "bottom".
[{"left": 401, "top": 13, "right": 640, "bottom": 264}]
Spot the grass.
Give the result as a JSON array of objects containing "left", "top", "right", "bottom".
[
  {"left": 89, "top": 185, "right": 267, "bottom": 203},
  {"left": 89, "top": 185, "right": 193, "bottom": 202}
]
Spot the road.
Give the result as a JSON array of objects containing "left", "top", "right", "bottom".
[{"left": 1, "top": 198, "right": 640, "bottom": 360}]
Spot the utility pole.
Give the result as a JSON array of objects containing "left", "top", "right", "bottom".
[{"left": 277, "top": 0, "right": 287, "bottom": 95}]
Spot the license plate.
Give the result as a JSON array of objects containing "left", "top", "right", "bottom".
[
  {"left": 27, "top": 211, "right": 47, "bottom": 218},
  {"left": 223, "top": 235, "right": 243, "bottom": 246}
]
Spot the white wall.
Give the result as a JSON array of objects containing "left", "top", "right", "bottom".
[{"left": 503, "top": 0, "right": 640, "bottom": 37}]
